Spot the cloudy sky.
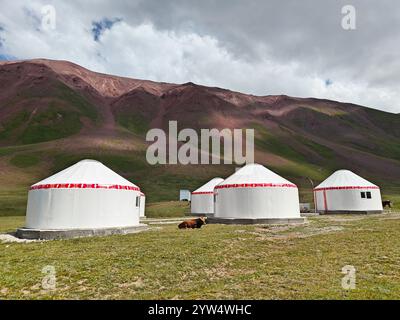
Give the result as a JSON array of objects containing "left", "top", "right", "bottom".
[{"left": 0, "top": 0, "right": 399, "bottom": 113}]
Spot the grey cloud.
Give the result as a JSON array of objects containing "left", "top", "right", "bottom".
[{"left": 86, "top": 0, "right": 400, "bottom": 99}]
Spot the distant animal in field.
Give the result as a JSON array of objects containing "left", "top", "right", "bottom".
[
  {"left": 178, "top": 217, "right": 207, "bottom": 229},
  {"left": 382, "top": 200, "right": 392, "bottom": 208}
]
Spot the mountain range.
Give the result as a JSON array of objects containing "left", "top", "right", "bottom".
[{"left": 0, "top": 59, "right": 399, "bottom": 215}]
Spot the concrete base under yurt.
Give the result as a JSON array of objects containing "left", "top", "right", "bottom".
[
  {"left": 317, "top": 210, "right": 383, "bottom": 215},
  {"left": 207, "top": 217, "right": 305, "bottom": 225},
  {"left": 16, "top": 224, "right": 149, "bottom": 240}
]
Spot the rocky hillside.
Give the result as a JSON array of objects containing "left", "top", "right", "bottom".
[{"left": 0, "top": 59, "right": 399, "bottom": 215}]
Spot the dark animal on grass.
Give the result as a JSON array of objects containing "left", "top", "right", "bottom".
[
  {"left": 178, "top": 217, "right": 207, "bottom": 229},
  {"left": 382, "top": 200, "right": 392, "bottom": 208}
]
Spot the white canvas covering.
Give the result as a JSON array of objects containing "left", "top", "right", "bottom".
[
  {"left": 314, "top": 169, "right": 383, "bottom": 213},
  {"left": 191, "top": 177, "right": 224, "bottom": 215},
  {"left": 26, "top": 159, "right": 142, "bottom": 229},
  {"left": 179, "top": 189, "right": 191, "bottom": 201},
  {"left": 214, "top": 164, "right": 300, "bottom": 219},
  {"left": 139, "top": 192, "right": 146, "bottom": 218}
]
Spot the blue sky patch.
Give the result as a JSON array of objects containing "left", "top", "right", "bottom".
[
  {"left": 0, "top": 54, "right": 16, "bottom": 61},
  {"left": 92, "top": 17, "right": 122, "bottom": 41},
  {"left": 325, "top": 78, "right": 333, "bottom": 87}
]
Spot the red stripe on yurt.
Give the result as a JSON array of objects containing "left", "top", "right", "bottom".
[
  {"left": 313, "top": 186, "right": 379, "bottom": 192},
  {"left": 323, "top": 190, "right": 328, "bottom": 212},
  {"left": 191, "top": 191, "right": 214, "bottom": 195},
  {"left": 314, "top": 190, "right": 317, "bottom": 211},
  {"left": 215, "top": 183, "right": 297, "bottom": 189},
  {"left": 30, "top": 183, "right": 140, "bottom": 191}
]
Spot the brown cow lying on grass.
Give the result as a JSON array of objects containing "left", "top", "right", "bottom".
[{"left": 178, "top": 217, "right": 207, "bottom": 229}]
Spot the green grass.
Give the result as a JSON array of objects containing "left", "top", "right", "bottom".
[
  {"left": 16, "top": 81, "right": 99, "bottom": 122},
  {"left": 0, "top": 189, "right": 27, "bottom": 216},
  {"left": 295, "top": 135, "right": 335, "bottom": 160},
  {"left": 333, "top": 113, "right": 360, "bottom": 129},
  {"left": 0, "top": 145, "right": 35, "bottom": 157},
  {"left": 291, "top": 107, "right": 333, "bottom": 129},
  {"left": 364, "top": 108, "right": 400, "bottom": 138},
  {"left": 0, "top": 111, "right": 30, "bottom": 140},
  {"left": 252, "top": 123, "right": 336, "bottom": 176},
  {"left": 54, "top": 83, "right": 98, "bottom": 122},
  {"left": 0, "top": 105, "right": 85, "bottom": 145},
  {"left": 348, "top": 135, "right": 400, "bottom": 162},
  {"left": 0, "top": 80, "right": 100, "bottom": 145},
  {"left": 146, "top": 201, "right": 190, "bottom": 218},
  {"left": 19, "top": 104, "right": 83, "bottom": 145},
  {"left": 1, "top": 212, "right": 400, "bottom": 299},
  {"left": 0, "top": 216, "right": 25, "bottom": 233},
  {"left": 0, "top": 147, "right": 16, "bottom": 156},
  {"left": 253, "top": 124, "right": 306, "bottom": 163},
  {"left": 285, "top": 107, "right": 400, "bottom": 162},
  {"left": 116, "top": 113, "right": 149, "bottom": 135},
  {"left": 9, "top": 154, "right": 40, "bottom": 168}
]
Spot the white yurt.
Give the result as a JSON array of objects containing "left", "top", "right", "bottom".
[
  {"left": 23, "top": 159, "right": 143, "bottom": 236},
  {"left": 191, "top": 177, "right": 224, "bottom": 216},
  {"left": 179, "top": 189, "right": 191, "bottom": 201},
  {"left": 212, "top": 163, "right": 303, "bottom": 224},
  {"left": 139, "top": 192, "right": 146, "bottom": 218},
  {"left": 314, "top": 169, "right": 383, "bottom": 214}
]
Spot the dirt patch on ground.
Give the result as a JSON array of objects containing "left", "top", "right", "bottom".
[
  {"left": 239, "top": 225, "right": 344, "bottom": 241},
  {"left": 379, "top": 212, "right": 400, "bottom": 220},
  {"left": 255, "top": 224, "right": 302, "bottom": 233},
  {"left": 0, "top": 233, "right": 42, "bottom": 243},
  {"left": 116, "top": 278, "right": 145, "bottom": 289},
  {"left": 326, "top": 217, "right": 366, "bottom": 222},
  {"left": 293, "top": 226, "right": 344, "bottom": 238}
]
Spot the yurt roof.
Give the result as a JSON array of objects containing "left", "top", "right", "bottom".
[
  {"left": 315, "top": 170, "right": 378, "bottom": 191},
  {"left": 31, "top": 159, "right": 140, "bottom": 190},
  {"left": 216, "top": 164, "right": 296, "bottom": 189},
  {"left": 192, "top": 177, "right": 224, "bottom": 194}
]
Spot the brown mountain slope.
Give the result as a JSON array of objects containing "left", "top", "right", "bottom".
[{"left": 0, "top": 59, "right": 399, "bottom": 214}]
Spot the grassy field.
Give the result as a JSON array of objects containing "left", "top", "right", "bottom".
[
  {"left": 1, "top": 211, "right": 400, "bottom": 299},
  {"left": 146, "top": 201, "right": 190, "bottom": 218},
  {"left": 0, "top": 189, "right": 29, "bottom": 217}
]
